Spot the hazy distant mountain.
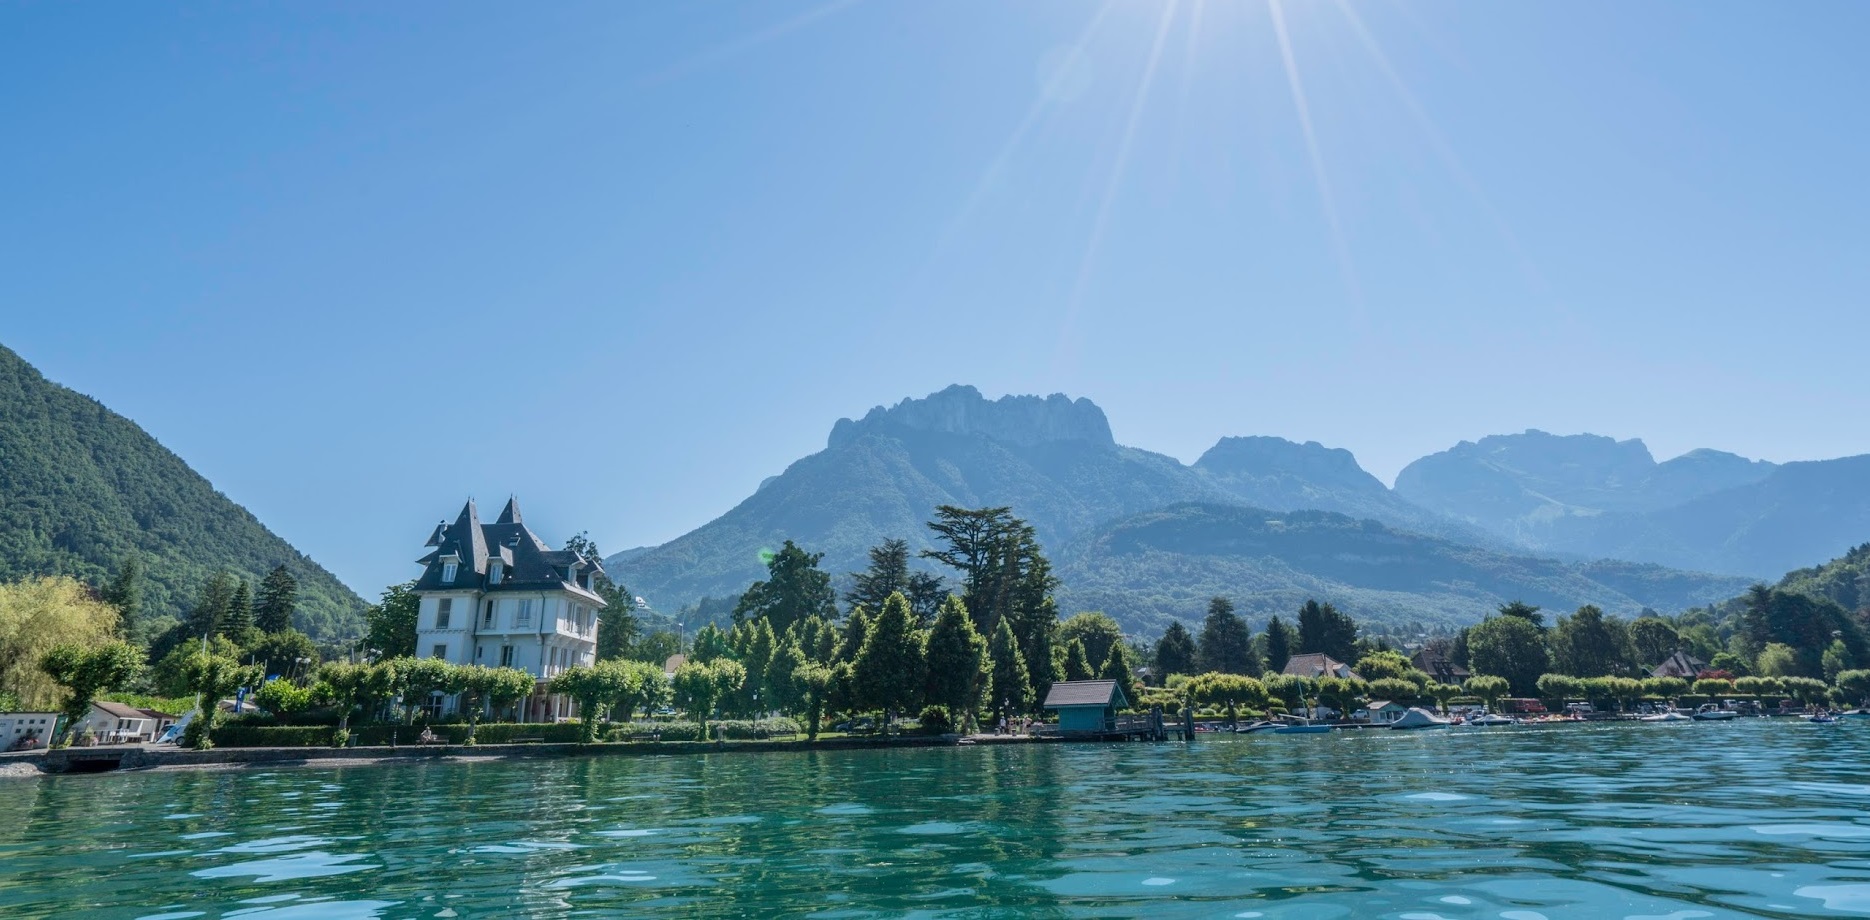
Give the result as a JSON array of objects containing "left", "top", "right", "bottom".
[
  {"left": 607, "top": 387, "right": 1747, "bottom": 635},
  {"left": 1053, "top": 503, "right": 1751, "bottom": 636},
  {"left": 1194, "top": 436, "right": 1499, "bottom": 545},
  {"left": 0, "top": 344, "right": 364, "bottom": 638},
  {"left": 607, "top": 386, "right": 1226, "bottom": 607},
  {"left": 1395, "top": 430, "right": 1869, "bottom": 577}
]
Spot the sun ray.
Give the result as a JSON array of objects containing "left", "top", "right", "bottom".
[
  {"left": 1065, "top": 0, "right": 1180, "bottom": 317},
  {"left": 637, "top": 0, "right": 867, "bottom": 88},
  {"left": 885, "top": 0, "right": 1119, "bottom": 316},
  {"left": 1167, "top": 0, "right": 1207, "bottom": 184},
  {"left": 1332, "top": 0, "right": 1555, "bottom": 305},
  {"left": 1268, "top": 0, "right": 1364, "bottom": 314}
]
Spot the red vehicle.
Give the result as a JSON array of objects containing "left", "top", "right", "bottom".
[{"left": 1499, "top": 698, "right": 1547, "bottom": 715}]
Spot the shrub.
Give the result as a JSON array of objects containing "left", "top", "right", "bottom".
[
  {"left": 917, "top": 706, "right": 953, "bottom": 735},
  {"left": 329, "top": 728, "right": 350, "bottom": 748},
  {"left": 211, "top": 724, "right": 331, "bottom": 747}
]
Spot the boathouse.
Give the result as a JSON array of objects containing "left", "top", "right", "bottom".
[{"left": 1043, "top": 680, "right": 1129, "bottom": 734}]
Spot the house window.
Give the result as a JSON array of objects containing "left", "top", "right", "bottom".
[
  {"left": 432, "top": 644, "right": 447, "bottom": 660},
  {"left": 436, "top": 599, "right": 452, "bottom": 630},
  {"left": 484, "top": 601, "right": 495, "bottom": 628},
  {"left": 489, "top": 562, "right": 504, "bottom": 584},
  {"left": 441, "top": 561, "right": 458, "bottom": 584},
  {"left": 517, "top": 599, "right": 533, "bottom": 626},
  {"left": 501, "top": 645, "right": 514, "bottom": 667}
]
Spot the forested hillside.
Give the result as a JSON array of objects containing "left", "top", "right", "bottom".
[
  {"left": 1053, "top": 503, "right": 1750, "bottom": 636},
  {"left": 0, "top": 344, "right": 363, "bottom": 638}
]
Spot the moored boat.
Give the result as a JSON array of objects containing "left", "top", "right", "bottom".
[
  {"left": 1390, "top": 707, "right": 1451, "bottom": 730},
  {"left": 1465, "top": 712, "right": 1518, "bottom": 727},
  {"left": 1692, "top": 704, "right": 1739, "bottom": 721},
  {"left": 1272, "top": 723, "right": 1334, "bottom": 734},
  {"left": 1641, "top": 711, "right": 1692, "bottom": 723}
]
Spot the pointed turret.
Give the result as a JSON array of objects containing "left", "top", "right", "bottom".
[{"left": 496, "top": 496, "right": 523, "bottom": 526}]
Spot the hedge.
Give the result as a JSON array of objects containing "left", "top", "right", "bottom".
[{"left": 212, "top": 718, "right": 803, "bottom": 748}]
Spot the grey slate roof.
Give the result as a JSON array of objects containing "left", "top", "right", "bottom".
[
  {"left": 411, "top": 496, "right": 606, "bottom": 603},
  {"left": 1043, "top": 679, "right": 1126, "bottom": 709},
  {"left": 1651, "top": 650, "right": 1706, "bottom": 679}
]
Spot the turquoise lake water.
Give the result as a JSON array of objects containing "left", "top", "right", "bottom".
[{"left": 4, "top": 719, "right": 1870, "bottom": 918}]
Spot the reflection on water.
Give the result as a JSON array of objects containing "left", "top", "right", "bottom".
[{"left": 2, "top": 720, "right": 1868, "bottom": 918}]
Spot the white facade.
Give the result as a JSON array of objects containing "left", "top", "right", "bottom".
[
  {"left": 0, "top": 713, "right": 59, "bottom": 751},
  {"left": 77, "top": 702, "right": 158, "bottom": 743},
  {"left": 410, "top": 498, "right": 606, "bottom": 723}
]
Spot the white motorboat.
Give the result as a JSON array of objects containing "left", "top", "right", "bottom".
[
  {"left": 1641, "top": 711, "right": 1691, "bottom": 723},
  {"left": 1692, "top": 704, "right": 1739, "bottom": 721},
  {"left": 1390, "top": 707, "right": 1451, "bottom": 730},
  {"left": 1465, "top": 712, "right": 1518, "bottom": 727},
  {"left": 1234, "top": 721, "right": 1281, "bottom": 734}
]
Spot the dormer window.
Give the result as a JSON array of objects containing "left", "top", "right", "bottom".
[
  {"left": 488, "top": 561, "right": 504, "bottom": 584},
  {"left": 441, "top": 561, "right": 458, "bottom": 584}
]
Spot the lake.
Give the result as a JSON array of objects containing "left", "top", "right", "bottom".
[{"left": 4, "top": 719, "right": 1869, "bottom": 918}]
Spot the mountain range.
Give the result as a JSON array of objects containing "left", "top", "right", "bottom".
[
  {"left": 607, "top": 385, "right": 1864, "bottom": 633},
  {"left": 1397, "top": 432, "right": 1870, "bottom": 577},
  {"left": 0, "top": 344, "right": 364, "bottom": 639}
]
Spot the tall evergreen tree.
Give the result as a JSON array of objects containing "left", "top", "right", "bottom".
[
  {"left": 1264, "top": 615, "right": 1297, "bottom": 673},
  {"left": 986, "top": 617, "right": 1032, "bottom": 724},
  {"left": 836, "top": 608, "right": 871, "bottom": 666},
  {"left": 187, "top": 571, "right": 236, "bottom": 639},
  {"left": 853, "top": 593, "right": 926, "bottom": 727},
  {"left": 1498, "top": 600, "right": 1546, "bottom": 630},
  {"left": 1100, "top": 644, "right": 1141, "bottom": 711},
  {"left": 1064, "top": 639, "right": 1095, "bottom": 681},
  {"left": 222, "top": 579, "right": 254, "bottom": 637},
  {"left": 923, "top": 506, "right": 1060, "bottom": 707},
  {"left": 1197, "top": 597, "right": 1256, "bottom": 675},
  {"left": 1154, "top": 620, "right": 1198, "bottom": 679},
  {"left": 100, "top": 554, "right": 143, "bottom": 641},
  {"left": 733, "top": 540, "right": 837, "bottom": 635},
  {"left": 923, "top": 595, "right": 988, "bottom": 732},
  {"left": 1297, "top": 599, "right": 1358, "bottom": 663},
  {"left": 847, "top": 539, "right": 947, "bottom": 624},
  {"left": 254, "top": 564, "right": 299, "bottom": 634}
]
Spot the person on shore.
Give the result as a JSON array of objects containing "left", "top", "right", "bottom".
[{"left": 997, "top": 715, "right": 1007, "bottom": 735}]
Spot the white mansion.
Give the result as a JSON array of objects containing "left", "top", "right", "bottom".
[{"left": 413, "top": 497, "right": 607, "bottom": 722}]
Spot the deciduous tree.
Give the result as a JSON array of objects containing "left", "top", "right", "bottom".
[{"left": 41, "top": 641, "right": 140, "bottom": 747}]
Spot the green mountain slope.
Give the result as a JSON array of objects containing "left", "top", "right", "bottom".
[
  {"left": 1766, "top": 542, "right": 1870, "bottom": 614},
  {"left": 1053, "top": 503, "right": 1751, "bottom": 636},
  {"left": 610, "top": 387, "right": 1223, "bottom": 606},
  {"left": 0, "top": 344, "right": 364, "bottom": 638}
]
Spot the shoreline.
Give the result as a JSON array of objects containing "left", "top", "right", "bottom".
[{"left": 11, "top": 732, "right": 1059, "bottom": 777}]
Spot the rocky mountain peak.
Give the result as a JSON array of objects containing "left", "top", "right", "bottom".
[
  {"left": 1194, "top": 436, "right": 1381, "bottom": 489},
  {"left": 827, "top": 385, "right": 1115, "bottom": 449}
]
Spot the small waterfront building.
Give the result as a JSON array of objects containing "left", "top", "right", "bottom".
[
  {"left": 0, "top": 712, "right": 60, "bottom": 750},
  {"left": 412, "top": 497, "right": 608, "bottom": 722},
  {"left": 1650, "top": 651, "right": 1706, "bottom": 679},
  {"left": 1357, "top": 700, "right": 1410, "bottom": 724},
  {"left": 1282, "top": 653, "right": 1364, "bottom": 683},
  {"left": 1043, "top": 679, "right": 1129, "bottom": 734},
  {"left": 663, "top": 654, "right": 687, "bottom": 678},
  {"left": 77, "top": 701, "right": 158, "bottom": 743},
  {"left": 1410, "top": 648, "right": 1469, "bottom": 685},
  {"left": 138, "top": 709, "right": 178, "bottom": 740}
]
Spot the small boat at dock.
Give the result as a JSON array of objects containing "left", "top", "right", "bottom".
[
  {"left": 1641, "top": 711, "right": 1692, "bottom": 723},
  {"left": 1391, "top": 707, "right": 1451, "bottom": 730},
  {"left": 1692, "top": 704, "right": 1739, "bottom": 721}
]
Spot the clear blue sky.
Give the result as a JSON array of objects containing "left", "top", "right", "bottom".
[{"left": 5, "top": 2, "right": 1868, "bottom": 600}]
